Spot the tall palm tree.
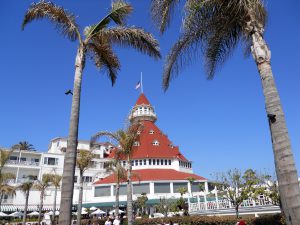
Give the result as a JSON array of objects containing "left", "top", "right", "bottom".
[
  {"left": 50, "top": 173, "right": 62, "bottom": 225},
  {"left": 150, "top": 1, "right": 300, "bottom": 224},
  {"left": 105, "top": 154, "right": 127, "bottom": 218},
  {"left": 22, "top": 2, "right": 160, "bottom": 223},
  {"left": 18, "top": 178, "right": 34, "bottom": 225},
  {"left": 91, "top": 123, "right": 142, "bottom": 225},
  {"left": 34, "top": 174, "right": 52, "bottom": 225},
  {"left": 76, "top": 150, "right": 95, "bottom": 225},
  {"left": 0, "top": 183, "right": 16, "bottom": 211}
]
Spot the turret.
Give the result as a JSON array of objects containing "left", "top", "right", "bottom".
[{"left": 129, "top": 94, "right": 157, "bottom": 123}]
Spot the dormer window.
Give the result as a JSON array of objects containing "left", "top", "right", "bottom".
[
  {"left": 152, "top": 140, "right": 159, "bottom": 146},
  {"left": 133, "top": 141, "right": 140, "bottom": 146},
  {"left": 137, "top": 131, "right": 141, "bottom": 135},
  {"left": 149, "top": 130, "right": 154, "bottom": 134}
]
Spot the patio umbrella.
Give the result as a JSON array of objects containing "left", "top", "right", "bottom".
[
  {"left": 91, "top": 209, "right": 106, "bottom": 215},
  {"left": 27, "top": 211, "right": 39, "bottom": 216},
  {"left": 46, "top": 211, "right": 59, "bottom": 216},
  {"left": 109, "top": 209, "right": 124, "bottom": 215},
  {"left": 72, "top": 209, "right": 89, "bottom": 215},
  {"left": 0, "top": 212, "right": 8, "bottom": 217},
  {"left": 89, "top": 206, "right": 98, "bottom": 211},
  {"left": 9, "top": 211, "right": 23, "bottom": 217}
]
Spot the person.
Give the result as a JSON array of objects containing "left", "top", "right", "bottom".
[
  {"left": 113, "top": 216, "right": 120, "bottom": 225},
  {"left": 105, "top": 218, "right": 112, "bottom": 225},
  {"left": 86, "top": 220, "right": 92, "bottom": 225},
  {"left": 236, "top": 219, "right": 246, "bottom": 225}
]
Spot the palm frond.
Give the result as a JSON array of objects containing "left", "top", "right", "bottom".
[
  {"left": 22, "top": 1, "right": 79, "bottom": 41},
  {"left": 98, "top": 27, "right": 161, "bottom": 59},
  {"left": 85, "top": 1, "right": 132, "bottom": 39},
  {"left": 87, "top": 40, "right": 120, "bottom": 86},
  {"left": 151, "top": 0, "right": 179, "bottom": 34},
  {"left": 90, "top": 131, "right": 120, "bottom": 150}
]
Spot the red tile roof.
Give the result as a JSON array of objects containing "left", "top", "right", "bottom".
[
  {"left": 135, "top": 93, "right": 150, "bottom": 106},
  {"left": 94, "top": 169, "right": 206, "bottom": 185},
  {"left": 107, "top": 120, "right": 188, "bottom": 161}
]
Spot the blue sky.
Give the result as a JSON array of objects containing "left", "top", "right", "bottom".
[{"left": 0, "top": 1, "right": 299, "bottom": 179}]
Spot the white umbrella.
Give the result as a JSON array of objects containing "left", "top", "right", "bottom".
[
  {"left": 9, "top": 211, "right": 23, "bottom": 217},
  {"left": 81, "top": 207, "right": 87, "bottom": 211},
  {"left": 72, "top": 210, "right": 89, "bottom": 215},
  {"left": 109, "top": 209, "right": 124, "bottom": 215},
  {"left": 46, "top": 211, "right": 59, "bottom": 216},
  {"left": 27, "top": 211, "right": 39, "bottom": 216},
  {"left": 89, "top": 206, "right": 98, "bottom": 211},
  {"left": 91, "top": 209, "right": 106, "bottom": 215},
  {"left": 0, "top": 212, "right": 8, "bottom": 217}
]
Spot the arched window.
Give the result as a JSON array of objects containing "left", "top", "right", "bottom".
[
  {"left": 149, "top": 130, "right": 154, "bottom": 134},
  {"left": 133, "top": 141, "right": 140, "bottom": 146}
]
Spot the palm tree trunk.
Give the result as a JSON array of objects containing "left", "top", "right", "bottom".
[
  {"left": 59, "top": 44, "right": 86, "bottom": 225},
  {"left": 52, "top": 186, "right": 58, "bottom": 225},
  {"left": 38, "top": 189, "right": 44, "bottom": 225},
  {"left": 251, "top": 32, "right": 300, "bottom": 225},
  {"left": 76, "top": 171, "right": 84, "bottom": 225},
  {"left": 0, "top": 192, "right": 3, "bottom": 212},
  {"left": 115, "top": 182, "right": 120, "bottom": 217},
  {"left": 22, "top": 190, "right": 29, "bottom": 225},
  {"left": 127, "top": 158, "right": 133, "bottom": 225}
]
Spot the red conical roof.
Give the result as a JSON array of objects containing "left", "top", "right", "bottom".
[{"left": 135, "top": 93, "right": 151, "bottom": 106}]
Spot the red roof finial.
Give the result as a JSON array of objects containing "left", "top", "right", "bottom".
[{"left": 135, "top": 93, "right": 151, "bottom": 106}]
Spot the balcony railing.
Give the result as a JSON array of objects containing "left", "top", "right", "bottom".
[{"left": 7, "top": 160, "right": 40, "bottom": 166}]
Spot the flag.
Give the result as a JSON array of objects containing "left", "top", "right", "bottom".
[{"left": 135, "top": 81, "right": 141, "bottom": 90}]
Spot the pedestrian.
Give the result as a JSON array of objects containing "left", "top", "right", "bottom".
[
  {"left": 105, "top": 217, "right": 112, "bottom": 225},
  {"left": 113, "top": 216, "right": 120, "bottom": 225}
]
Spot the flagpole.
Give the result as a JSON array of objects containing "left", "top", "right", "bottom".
[{"left": 141, "top": 72, "right": 143, "bottom": 93}]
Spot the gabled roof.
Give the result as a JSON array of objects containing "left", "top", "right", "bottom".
[
  {"left": 135, "top": 93, "right": 150, "bottom": 106},
  {"left": 94, "top": 169, "right": 206, "bottom": 185},
  {"left": 107, "top": 120, "right": 188, "bottom": 161}
]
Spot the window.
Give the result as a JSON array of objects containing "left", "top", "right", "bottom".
[
  {"left": 95, "top": 186, "right": 111, "bottom": 197},
  {"left": 191, "top": 182, "right": 201, "bottom": 192},
  {"left": 44, "top": 157, "right": 58, "bottom": 165},
  {"left": 173, "top": 182, "right": 188, "bottom": 193},
  {"left": 9, "top": 156, "right": 18, "bottom": 161},
  {"left": 165, "top": 160, "right": 168, "bottom": 165},
  {"left": 113, "top": 185, "right": 127, "bottom": 196},
  {"left": 139, "top": 160, "right": 142, "bottom": 166},
  {"left": 74, "top": 176, "right": 78, "bottom": 183},
  {"left": 83, "top": 176, "right": 93, "bottom": 183},
  {"left": 131, "top": 161, "right": 134, "bottom": 166},
  {"left": 133, "top": 183, "right": 150, "bottom": 194},
  {"left": 123, "top": 161, "right": 126, "bottom": 167},
  {"left": 149, "top": 159, "right": 152, "bottom": 165},
  {"left": 168, "top": 160, "right": 171, "bottom": 165},
  {"left": 20, "top": 157, "right": 26, "bottom": 162},
  {"left": 149, "top": 130, "right": 154, "bottom": 134},
  {"left": 143, "top": 159, "right": 146, "bottom": 165},
  {"left": 154, "top": 183, "right": 170, "bottom": 193},
  {"left": 152, "top": 140, "right": 159, "bottom": 146},
  {"left": 135, "top": 160, "right": 138, "bottom": 166},
  {"left": 161, "top": 159, "right": 164, "bottom": 165},
  {"left": 153, "top": 159, "right": 156, "bottom": 165},
  {"left": 133, "top": 141, "right": 140, "bottom": 146},
  {"left": 157, "top": 159, "right": 160, "bottom": 165}
]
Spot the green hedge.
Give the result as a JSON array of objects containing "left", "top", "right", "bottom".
[{"left": 81, "top": 214, "right": 284, "bottom": 225}]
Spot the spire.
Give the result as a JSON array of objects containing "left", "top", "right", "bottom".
[{"left": 129, "top": 94, "right": 157, "bottom": 123}]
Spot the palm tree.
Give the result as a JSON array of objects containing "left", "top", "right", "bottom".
[
  {"left": 50, "top": 173, "right": 62, "bottom": 225},
  {"left": 186, "top": 177, "right": 195, "bottom": 196},
  {"left": 34, "top": 174, "right": 52, "bottom": 225},
  {"left": 105, "top": 154, "right": 127, "bottom": 218},
  {"left": 150, "top": 1, "right": 300, "bottom": 224},
  {"left": 12, "top": 141, "right": 35, "bottom": 151},
  {"left": 91, "top": 123, "right": 143, "bottom": 225},
  {"left": 22, "top": 2, "right": 160, "bottom": 223},
  {"left": 18, "top": 178, "right": 34, "bottom": 225},
  {"left": 0, "top": 183, "right": 16, "bottom": 211},
  {"left": 76, "top": 150, "right": 95, "bottom": 225}
]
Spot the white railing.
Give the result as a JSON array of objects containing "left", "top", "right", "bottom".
[
  {"left": 7, "top": 160, "right": 40, "bottom": 166},
  {"left": 189, "top": 195, "right": 275, "bottom": 212}
]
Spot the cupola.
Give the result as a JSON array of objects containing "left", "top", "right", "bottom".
[{"left": 129, "top": 93, "right": 157, "bottom": 123}]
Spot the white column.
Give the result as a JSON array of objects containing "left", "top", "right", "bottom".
[
  {"left": 170, "top": 182, "right": 174, "bottom": 194},
  {"left": 204, "top": 193, "right": 208, "bottom": 210},
  {"left": 204, "top": 181, "right": 209, "bottom": 193},
  {"left": 197, "top": 194, "right": 200, "bottom": 211},
  {"left": 150, "top": 182, "right": 154, "bottom": 195},
  {"left": 111, "top": 185, "right": 114, "bottom": 197},
  {"left": 187, "top": 182, "right": 192, "bottom": 195},
  {"left": 15, "top": 151, "right": 22, "bottom": 183}
]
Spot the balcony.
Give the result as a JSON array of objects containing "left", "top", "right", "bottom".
[{"left": 7, "top": 160, "right": 40, "bottom": 166}]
